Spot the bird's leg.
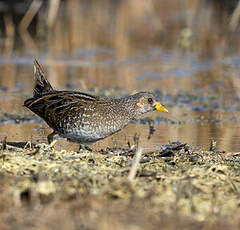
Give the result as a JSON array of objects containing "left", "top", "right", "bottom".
[
  {"left": 36, "top": 131, "right": 57, "bottom": 152},
  {"left": 78, "top": 144, "right": 93, "bottom": 152},
  {"left": 47, "top": 131, "right": 56, "bottom": 144}
]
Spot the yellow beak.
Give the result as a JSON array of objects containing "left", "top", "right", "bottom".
[{"left": 155, "top": 102, "right": 168, "bottom": 113}]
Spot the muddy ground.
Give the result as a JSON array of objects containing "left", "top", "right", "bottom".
[{"left": 0, "top": 140, "right": 240, "bottom": 230}]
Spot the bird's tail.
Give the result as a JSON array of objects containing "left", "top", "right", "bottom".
[{"left": 33, "top": 59, "right": 54, "bottom": 97}]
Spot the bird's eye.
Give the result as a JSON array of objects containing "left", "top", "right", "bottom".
[{"left": 148, "top": 98, "right": 153, "bottom": 103}]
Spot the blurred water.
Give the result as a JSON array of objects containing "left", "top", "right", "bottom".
[{"left": 1, "top": 0, "right": 240, "bottom": 152}]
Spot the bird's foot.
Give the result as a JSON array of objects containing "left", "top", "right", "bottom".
[
  {"left": 78, "top": 144, "right": 93, "bottom": 152},
  {"left": 47, "top": 131, "right": 56, "bottom": 144},
  {"left": 45, "top": 131, "right": 57, "bottom": 151}
]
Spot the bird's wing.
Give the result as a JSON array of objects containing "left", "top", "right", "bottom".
[{"left": 24, "top": 91, "right": 100, "bottom": 129}]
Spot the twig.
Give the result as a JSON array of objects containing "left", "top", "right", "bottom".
[
  {"left": 128, "top": 147, "right": 143, "bottom": 182},
  {"left": 209, "top": 139, "right": 216, "bottom": 152},
  {"left": 2, "top": 136, "right": 7, "bottom": 150}
]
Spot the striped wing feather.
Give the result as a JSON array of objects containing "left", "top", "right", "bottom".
[{"left": 24, "top": 91, "right": 101, "bottom": 130}]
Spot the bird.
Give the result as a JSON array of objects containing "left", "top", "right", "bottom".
[{"left": 24, "top": 60, "right": 168, "bottom": 146}]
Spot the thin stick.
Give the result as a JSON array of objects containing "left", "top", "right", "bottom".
[{"left": 128, "top": 147, "right": 143, "bottom": 182}]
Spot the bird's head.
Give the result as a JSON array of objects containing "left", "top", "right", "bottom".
[{"left": 132, "top": 92, "right": 168, "bottom": 119}]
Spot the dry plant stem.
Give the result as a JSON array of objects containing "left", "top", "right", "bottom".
[
  {"left": 19, "top": 0, "right": 42, "bottom": 31},
  {"left": 47, "top": 0, "right": 60, "bottom": 28},
  {"left": 229, "top": 0, "right": 240, "bottom": 31},
  {"left": 44, "top": 140, "right": 57, "bottom": 151},
  {"left": 19, "top": 0, "right": 42, "bottom": 49},
  {"left": 128, "top": 147, "right": 143, "bottom": 182},
  {"left": 3, "top": 14, "right": 14, "bottom": 56}
]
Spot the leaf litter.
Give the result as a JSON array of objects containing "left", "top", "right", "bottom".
[{"left": 0, "top": 140, "right": 240, "bottom": 229}]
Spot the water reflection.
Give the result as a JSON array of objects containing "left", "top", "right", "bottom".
[{"left": 0, "top": 0, "right": 240, "bottom": 152}]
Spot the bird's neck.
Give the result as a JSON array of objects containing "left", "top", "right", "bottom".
[{"left": 113, "top": 96, "right": 137, "bottom": 119}]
